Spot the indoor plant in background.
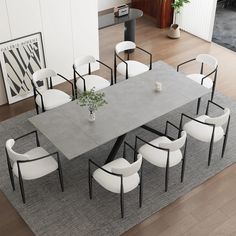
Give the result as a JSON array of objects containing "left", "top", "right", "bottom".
[
  {"left": 168, "top": 0, "right": 190, "bottom": 39},
  {"left": 78, "top": 88, "right": 107, "bottom": 122}
]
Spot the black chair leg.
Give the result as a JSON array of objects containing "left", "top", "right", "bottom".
[
  {"left": 139, "top": 182, "right": 143, "bottom": 208},
  {"left": 6, "top": 158, "right": 15, "bottom": 191},
  {"left": 208, "top": 141, "right": 214, "bottom": 166},
  {"left": 114, "top": 68, "right": 117, "bottom": 84},
  {"left": 9, "top": 169, "right": 15, "bottom": 191},
  {"left": 35, "top": 104, "right": 39, "bottom": 114},
  {"left": 221, "top": 135, "right": 228, "bottom": 158},
  {"left": 181, "top": 159, "right": 186, "bottom": 183},
  {"left": 120, "top": 191, "right": 124, "bottom": 218},
  {"left": 58, "top": 167, "right": 64, "bottom": 192},
  {"left": 196, "top": 97, "right": 201, "bottom": 115},
  {"left": 19, "top": 176, "right": 25, "bottom": 204},
  {"left": 89, "top": 175, "right": 93, "bottom": 200},
  {"left": 165, "top": 166, "right": 169, "bottom": 192}
]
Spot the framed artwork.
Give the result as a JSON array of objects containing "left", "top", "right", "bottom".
[{"left": 0, "top": 32, "right": 46, "bottom": 104}]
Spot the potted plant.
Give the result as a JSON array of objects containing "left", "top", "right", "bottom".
[
  {"left": 78, "top": 88, "right": 107, "bottom": 122},
  {"left": 168, "top": 0, "right": 190, "bottom": 39}
]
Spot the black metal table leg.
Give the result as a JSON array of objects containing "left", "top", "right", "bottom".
[{"left": 105, "top": 134, "right": 127, "bottom": 164}]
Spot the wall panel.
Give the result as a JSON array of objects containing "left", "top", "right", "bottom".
[
  {"left": 0, "top": 0, "right": 11, "bottom": 105},
  {"left": 39, "top": 0, "right": 74, "bottom": 83},
  {"left": 6, "top": 0, "right": 42, "bottom": 38}
]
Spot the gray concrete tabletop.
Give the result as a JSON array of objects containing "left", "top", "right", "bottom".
[{"left": 29, "top": 61, "right": 209, "bottom": 160}]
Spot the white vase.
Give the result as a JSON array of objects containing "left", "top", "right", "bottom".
[
  {"left": 89, "top": 110, "right": 96, "bottom": 122},
  {"left": 168, "top": 24, "right": 181, "bottom": 39}
]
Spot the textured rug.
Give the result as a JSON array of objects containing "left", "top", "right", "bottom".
[
  {"left": 213, "top": 6, "right": 236, "bottom": 52},
  {"left": 0, "top": 92, "right": 236, "bottom": 236}
]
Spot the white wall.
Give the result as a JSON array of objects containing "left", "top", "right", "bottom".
[
  {"left": 0, "top": 0, "right": 99, "bottom": 105},
  {"left": 176, "top": 0, "right": 217, "bottom": 42},
  {"left": 98, "top": 0, "right": 131, "bottom": 11}
]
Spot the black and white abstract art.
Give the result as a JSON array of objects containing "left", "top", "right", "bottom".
[{"left": 0, "top": 32, "right": 46, "bottom": 104}]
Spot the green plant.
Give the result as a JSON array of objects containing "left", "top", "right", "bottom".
[
  {"left": 172, "top": 0, "right": 190, "bottom": 24},
  {"left": 78, "top": 88, "right": 107, "bottom": 112}
]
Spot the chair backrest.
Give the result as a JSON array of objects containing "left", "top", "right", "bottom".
[
  {"left": 115, "top": 41, "right": 136, "bottom": 54},
  {"left": 205, "top": 108, "right": 230, "bottom": 127},
  {"left": 32, "top": 68, "right": 57, "bottom": 87},
  {"left": 74, "top": 55, "right": 96, "bottom": 68},
  {"left": 111, "top": 154, "right": 142, "bottom": 177},
  {"left": 196, "top": 54, "right": 218, "bottom": 69},
  {"left": 5, "top": 139, "right": 29, "bottom": 162},
  {"left": 159, "top": 131, "right": 187, "bottom": 151}
]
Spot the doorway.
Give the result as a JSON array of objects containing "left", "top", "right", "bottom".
[{"left": 212, "top": 0, "right": 236, "bottom": 51}]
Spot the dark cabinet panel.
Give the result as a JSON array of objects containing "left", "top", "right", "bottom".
[{"left": 132, "top": 0, "right": 173, "bottom": 28}]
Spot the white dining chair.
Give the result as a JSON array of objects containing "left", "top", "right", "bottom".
[
  {"left": 5, "top": 130, "right": 64, "bottom": 203},
  {"left": 177, "top": 54, "right": 218, "bottom": 114},
  {"left": 88, "top": 142, "right": 143, "bottom": 218},
  {"left": 73, "top": 55, "right": 113, "bottom": 96},
  {"left": 180, "top": 100, "right": 230, "bottom": 166},
  {"left": 137, "top": 121, "right": 187, "bottom": 192},
  {"left": 32, "top": 68, "right": 74, "bottom": 114},
  {"left": 114, "top": 41, "right": 152, "bottom": 82}
]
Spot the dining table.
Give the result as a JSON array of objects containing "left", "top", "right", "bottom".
[{"left": 29, "top": 61, "right": 210, "bottom": 163}]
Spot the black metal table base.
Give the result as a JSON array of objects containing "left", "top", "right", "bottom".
[{"left": 105, "top": 134, "right": 127, "bottom": 164}]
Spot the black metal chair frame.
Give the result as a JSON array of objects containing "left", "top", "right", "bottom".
[
  {"left": 5, "top": 130, "right": 64, "bottom": 203},
  {"left": 177, "top": 58, "right": 218, "bottom": 114},
  {"left": 135, "top": 121, "right": 187, "bottom": 192},
  {"left": 179, "top": 100, "right": 230, "bottom": 167},
  {"left": 32, "top": 73, "right": 75, "bottom": 114},
  {"left": 88, "top": 141, "right": 143, "bottom": 218},
  {"left": 114, "top": 46, "right": 152, "bottom": 83},
  {"left": 73, "top": 59, "right": 113, "bottom": 98}
]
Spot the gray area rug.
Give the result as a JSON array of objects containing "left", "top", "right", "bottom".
[
  {"left": 213, "top": 6, "right": 236, "bottom": 52},
  {"left": 0, "top": 92, "right": 236, "bottom": 236}
]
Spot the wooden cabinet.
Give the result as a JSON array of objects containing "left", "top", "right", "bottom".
[{"left": 131, "top": 0, "right": 174, "bottom": 28}]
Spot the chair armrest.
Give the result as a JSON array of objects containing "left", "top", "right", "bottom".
[
  {"left": 141, "top": 125, "right": 165, "bottom": 137},
  {"left": 115, "top": 52, "right": 128, "bottom": 65},
  {"left": 17, "top": 151, "right": 59, "bottom": 163},
  {"left": 177, "top": 58, "right": 196, "bottom": 72},
  {"left": 73, "top": 68, "right": 87, "bottom": 92},
  {"left": 135, "top": 136, "right": 169, "bottom": 152},
  {"left": 178, "top": 113, "right": 215, "bottom": 140},
  {"left": 205, "top": 100, "right": 224, "bottom": 115},
  {"left": 123, "top": 141, "right": 139, "bottom": 161},
  {"left": 31, "top": 81, "right": 45, "bottom": 111},
  {"left": 180, "top": 113, "right": 215, "bottom": 127},
  {"left": 200, "top": 67, "right": 218, "bottom": 85},
  {"left": 165, "top": 121, "right": 182, "bottom": 139},
  {"left": 57, "top": 73, "right": 75, "bottom": 99},
  {"left": 136, "top": 46, "right": 152, "bottom": 70},
  {"left": 88, "top": 159, "right": 122, "bottom": 177},
  {"left": 96, "top": 60, "right": 114, "bottom": 85},
  {"left": 15, "top": 130, "right": 40, "bottom": 147}
]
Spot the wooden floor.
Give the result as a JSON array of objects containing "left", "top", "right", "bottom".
[{"left": 1, "top": 17, "right": 236, "bottom": 235}]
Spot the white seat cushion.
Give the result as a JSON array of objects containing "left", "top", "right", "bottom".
[
  {"left": 76, "top": 75, "right": 110, "bottom": 92},
  {"left": 36, "top": 89, "right": 71, "bottom": 110},
  {"left": 93, "top": 158, "right": 140, "bottom": 194},
  {"left": 139, "top": 136, "right": 182, "bottom": 168},
  {"left": 13, "top": 147, "right": 58, "bottom": 180},
  {"left": 187, "top": 74, "right": 213, "bottom": 89},
  {"left": 183, "top": 115, "right": 224, "bottom": 143},
  {"left": 117, "top": 60, "right": 149, "bottom": 77}
]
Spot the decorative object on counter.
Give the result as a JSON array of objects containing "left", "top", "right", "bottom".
[
  {"left": 0, "top": 32, "right": 46, "bottom": 104},
  {"left": 168, "top": 0, "right": 190, "bottom": 39},
  {"left": 155, "top": 81, "right": 162, "bottom": 92},
  {"left": 114, "top": 4, "right": 130, "bottom": 17},
  {"left": 78, "top": 88, "right": 107, "bottom": 122}
]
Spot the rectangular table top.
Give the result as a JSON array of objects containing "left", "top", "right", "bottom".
[{"left": 29, "top": 61, "right": 209, "bottom": 160}]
